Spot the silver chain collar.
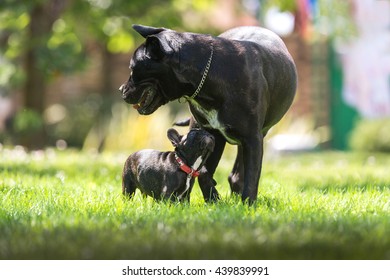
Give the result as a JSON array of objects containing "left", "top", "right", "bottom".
[{"left": 184, "top": 43, "right": 214, "bottom": 101}]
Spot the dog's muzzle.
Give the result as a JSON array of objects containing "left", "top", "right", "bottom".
[{"left": 119, "top": 82, "right": 162, "bottom": 115}]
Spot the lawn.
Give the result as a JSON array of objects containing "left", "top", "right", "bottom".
[{"left": 0, "top": 147, "right": 389, "bottom": 259}]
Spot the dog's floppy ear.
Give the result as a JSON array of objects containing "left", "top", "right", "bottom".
[
  {"left": 167, "top": 128, "right": 182, "bottom": 147},
  {"left": 132, "top": 24, "right": 166, "bottom": 38}
]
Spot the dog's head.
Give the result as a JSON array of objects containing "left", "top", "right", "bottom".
[
  {"left": 119, "top": 24, "right": 213, "bottom": 115},
  {"left": 167, "top": 128, "right": 215, "bottom": 169}
]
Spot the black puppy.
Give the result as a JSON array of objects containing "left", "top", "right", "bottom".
[
  {"left": 122, "top": 128, "right": 215, "bottom": 202},
  {"left": 119, "top": 25, "right": 297, "bottom": 204}
]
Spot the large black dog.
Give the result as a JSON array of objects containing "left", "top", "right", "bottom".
[{"left": 119, "top": 24, "right": 297, "bottom": 204}]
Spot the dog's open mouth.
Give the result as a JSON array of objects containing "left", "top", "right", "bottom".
[
  {"left": 121, "top": 81, "right": 165, "bottom": 115},
  {"left": 132, "top": 87, "right": 155, "bottom": 110}
]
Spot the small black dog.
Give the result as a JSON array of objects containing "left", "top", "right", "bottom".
[{"left": 122, "top": 128, "right": 215, "bottom": 202}]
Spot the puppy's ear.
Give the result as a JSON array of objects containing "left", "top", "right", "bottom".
[
  {"left": 132, "top": 24, "right": 165, "bottom": 38},
  {"left": 167, "top": 128, "right": 182, "bottom": 147}
]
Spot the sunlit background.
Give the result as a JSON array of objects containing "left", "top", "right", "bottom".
[{"left": 0, "top": 0, "right": 389, "bottom": 155}]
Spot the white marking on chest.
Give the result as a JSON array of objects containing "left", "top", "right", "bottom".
[
  {"left": 191, "top": 156, "right": 203, "bottom": 171},
  {"left": 178, "top": 156, "right": 203, "bottom": 200},
  {"left": 189, "top": 100, "right": 239, "bottom": 144}
]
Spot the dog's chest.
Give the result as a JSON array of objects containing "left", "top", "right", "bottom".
[{"left": 188, "top": 99, "right": 238, "bottom": 144}]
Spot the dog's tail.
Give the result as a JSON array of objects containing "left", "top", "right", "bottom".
[{"left": 173, "top": 117, "right": 200, "bottom": 129}]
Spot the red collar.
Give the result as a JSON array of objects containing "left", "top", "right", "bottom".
[{"left": 175, "top": 153, "right": 200, "bottom": 177}]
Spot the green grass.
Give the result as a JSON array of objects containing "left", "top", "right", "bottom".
[{"left": 1, "top": 147, "right": 389, "bottom": 259}]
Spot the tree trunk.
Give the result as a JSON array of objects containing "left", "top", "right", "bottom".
[
  {"left": 90, "top": 46, "right": 115, "bottom": 152},
  {"left": 22, "top": 0, "right": 66, "bottom": 149}
]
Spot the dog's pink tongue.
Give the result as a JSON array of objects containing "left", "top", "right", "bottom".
[{"left": 133, "top": 104, "right": 140, "bottom": 110}]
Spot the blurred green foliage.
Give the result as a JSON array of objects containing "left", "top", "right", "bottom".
[
  {"left": 0, "top": 0, "right": 216, "bottom": 149},
  {"left": 262, "top": 0, "right": 357, "bottom": 39},
  {"left": 0, "top": 0, "right": 359, "bottom": 150},
  {"left": 349, "top": 119, "right": 390, "bottom": 153},
  {"left": 265, "top": 0, "right": 297, "bottom": 11},
  {"left": 13, "top": 109, "right": 43, "bottom": 135},
  {"left": 0, "top": 0, "right": 216, "bottom": 89}
]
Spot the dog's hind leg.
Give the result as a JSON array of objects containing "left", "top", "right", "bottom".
[
  {"left": 228, "top": 145, "right": 244, "bottom": 195},
  {"left": 241, "top": 133, "right": 264, "bottom": 204},
  {"left": 122, "top": 171, "right": 136, "bottom": 199}
]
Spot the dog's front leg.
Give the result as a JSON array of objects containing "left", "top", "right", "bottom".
[
  {"left": 241, "top": 134, "right": 264, "bottom": 204},
  {"left": 198, "top": 131, "right": 226, "bottom": 202}
]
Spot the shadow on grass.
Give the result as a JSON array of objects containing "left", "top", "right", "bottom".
[{"left": 1, "top": 217, "right": 389, "bottom": 260}]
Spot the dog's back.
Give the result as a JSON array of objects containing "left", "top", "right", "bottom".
[
  {"left": 219, "top": 26, "right": 289, "bottom": 54},
  {"left": 122, "top": 149, "right": 170, "bottom": 198}
]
